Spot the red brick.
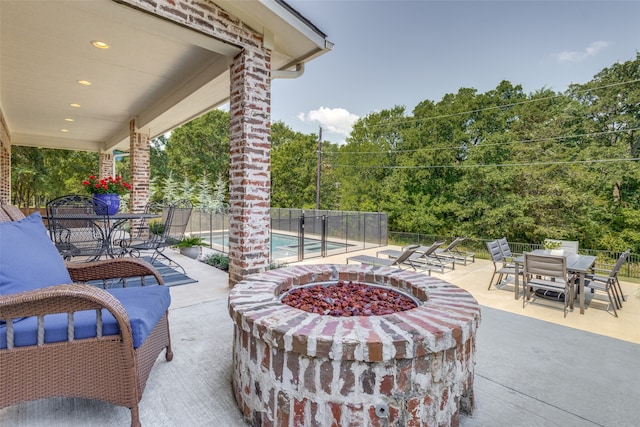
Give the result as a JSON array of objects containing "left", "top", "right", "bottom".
[
  {"left": 272, "top": 348, "right": 284, "bottom": 382},
  {"left": 328, "top": 401, "right": 342, "bottom": 426},
  {"left": 367, "top": 405, "right": 385, "bottom": 427},
  {"left": 319, "top": 360, "right": 333, "bottom": 394},
  {"left": 276, "top": 391, "right": 290, "bottom": 426},
  {"left": 396, "top": 358, "right": 413, "bottom": 393},
  {"left": 293, "top": 397, "right": 306, "bottom": 426},
  {"left": 261, "top": 343, "right": 271, "bottom": 371},
  {"left": 303, "top": 358, "right": 316, "bottom": 393},
  {"left": 360, "top": 366, "right": 376, "bottom": 394},
  {"left": 286, "top": 353, "right": 300, "bottom": 387},
  {"left": 406, "top": 397, "right": 421, "bottom": 427},
  {"left": 308, "top": 400, "right": 321, "bottom": 427},
  {"left": 339, "top": 361, "right": 355, "bottom": 395},
  {"left": 379, "top": 373, "right": 394, "bottom": 395}
]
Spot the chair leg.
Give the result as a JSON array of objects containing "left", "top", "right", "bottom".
[
  {"left": 610, "top": 280, "right": 623, "bottom": 310},
  {"left": 613, "top": 277, "right": 625, "bottom": 306},
  {"left": 606, "top": 286, "right": 618, "bottom": 317},
  {"left": 615, "top": 277, "right": 626, "bottom": 302},
  {"left": 130, "top": 405, "right": 141, "bottom": 427},
  {"left": 488, "top": 271, "right": 497, "bottom": 290},
  {"left": 152, "top": 250, "right": 186, "bottom": 275}
]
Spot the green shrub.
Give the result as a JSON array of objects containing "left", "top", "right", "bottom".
[
  {"left": 202, "top": 253, "right": 229, "bottom": 271},
  {"left": 149, "top": 220, "right": 165, "bottom": 236},
  {"left": 174, "top": 236, "right": 209, "bottom": 248}
]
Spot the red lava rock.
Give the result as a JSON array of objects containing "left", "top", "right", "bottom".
[{"left": 280, "top": 281, "right": 417, "bottom": 316}]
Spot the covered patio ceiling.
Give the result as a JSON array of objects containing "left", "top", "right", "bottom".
[{"left": 0, "top": 0, "right": 332, "bottom": 153}]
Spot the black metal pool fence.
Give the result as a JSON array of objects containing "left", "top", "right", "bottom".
[{"left": 186, "top": 208, "right": 388, "bottom": 262}]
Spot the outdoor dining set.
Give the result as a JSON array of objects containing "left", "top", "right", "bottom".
[
  {"left": 44, "top": 195, "right": 193, "bottom": 270},
  {"left": 347, "top": 236, "right": 628, "bottom": 318},
  {"left": 487, "top": 238, "right": 628, "bottom": 317}
]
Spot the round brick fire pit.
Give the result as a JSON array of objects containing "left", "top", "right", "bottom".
[{"left": 228, "top": 264, "right": 480, "bottom": 427}]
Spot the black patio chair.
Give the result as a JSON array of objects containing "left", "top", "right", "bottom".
[
  {"left": 46, "top": 194, "right": 110, "bottom": 261},
  {"left": 124, "top": 199, "right": 193, "bottom": 273}
]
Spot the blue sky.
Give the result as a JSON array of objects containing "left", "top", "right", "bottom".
[{"left": 270, "top": 0, "right": 640, "bottom": 143}]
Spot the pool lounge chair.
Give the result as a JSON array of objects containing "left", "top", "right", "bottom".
[
  {"left": 347, "top": 245, "right": 430, "bottom": 274},
  {"left": 376, "top": 240, "right": 451, "bottom": 273},
  {"left": 435, "top": 237, "right": 475, "bottom": 265}
]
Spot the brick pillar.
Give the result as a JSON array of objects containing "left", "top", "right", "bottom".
[
  {"left": 129, "top": 120, "right": 150, "bottom": 215},
  {"left": 0, "top": 109, "right": 10, "bottom": 204},
  {"left": 228, "top": 47, "right": 271, "bottom": 287},
  {"left": 98, "top": 152, "right": 115, "bottom": 178}
]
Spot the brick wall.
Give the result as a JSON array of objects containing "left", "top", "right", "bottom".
[
  {"left": 129, "top": 120, "right": 150, "bottom": 214},
  {"left": 228, "top": 47, "right": 272, "bottom": 285},
  {"left": 99, "top": 152, "right": 115, "bottom": 178}
]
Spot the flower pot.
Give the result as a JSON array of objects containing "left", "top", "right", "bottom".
[
  {"left": 93, "top": 193, "right": 120, "bottom": 215},
  {"left": 180, "top": 246, "right": 200, "bottom": 259}
]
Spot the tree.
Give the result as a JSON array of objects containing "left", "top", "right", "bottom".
[
  {"left": 11, "top": 147, "right": 98, "bottom": 207},
  {"left": 165, "top": 109, "right": 230, "bottom": 187},
  {"left": 271, "top": 121, "right": 323, "bottom": 208}
]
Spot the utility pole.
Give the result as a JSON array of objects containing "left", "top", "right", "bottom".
[{"left": 316, "top": 126, "right": 322, "bottom": 210}]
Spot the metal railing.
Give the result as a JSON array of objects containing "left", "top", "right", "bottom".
[
  {"left": 186, "top": 208, "right": 388, "bottom": 262},
  {"left": 389, "top": 232, "right": 640, "bottom": 281}
]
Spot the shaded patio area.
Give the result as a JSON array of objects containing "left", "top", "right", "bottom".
[{"left": 2, "top": 246, "right": 639, "bottom": 426}]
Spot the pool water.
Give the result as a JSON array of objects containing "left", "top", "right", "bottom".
[{"left": 206, "top": 232, "right": 348, "bottom": 259}]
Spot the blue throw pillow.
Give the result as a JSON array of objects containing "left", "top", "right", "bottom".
[{"left": 0, "top": 212, "right": 72, "bottom": 296}]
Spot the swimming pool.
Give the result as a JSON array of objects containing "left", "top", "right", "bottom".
[{"left": 205, "top": 232, "right": 349, "bottom": 260}]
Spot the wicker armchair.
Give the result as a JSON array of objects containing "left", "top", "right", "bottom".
[{"left": 1, "top": 206, "right": 173, "bottom": 427}]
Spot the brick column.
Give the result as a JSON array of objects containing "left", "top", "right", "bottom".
[
  {"left": 98, "top": 152, "right": 115, "bottom": 178},
  {"left": 129, "top": 120, "right": 150, "bottom": 214},
  {"left": 0, "top": 110, "right": 10, "bottom": 204},
  {"left": 228, "top": 47, "right": 272, "bottom": 286}
]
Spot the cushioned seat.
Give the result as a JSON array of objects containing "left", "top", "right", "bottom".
[{"left": 0, "top": 285, "right": 170, "bottom": 349}]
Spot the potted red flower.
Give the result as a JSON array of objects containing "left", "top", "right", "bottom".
[{"left": 82, "top": 175, "right": 132, "bottom": 215}]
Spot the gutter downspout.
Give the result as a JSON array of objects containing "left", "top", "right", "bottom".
[{"left": 272, "top": 63, "right": 305, "bottom": 79}]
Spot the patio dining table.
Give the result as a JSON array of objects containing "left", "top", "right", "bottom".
[
  {"left": 514, "top": 249, "right": 597, "bottom": 315},
  {"left": 47, "top": 212, "right": 159, "bottom": 260}
]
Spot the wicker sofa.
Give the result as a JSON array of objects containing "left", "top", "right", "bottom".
[{"left": 0, "top": 205, "right": 173, "bottom": 427}]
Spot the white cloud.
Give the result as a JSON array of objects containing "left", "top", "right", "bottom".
[
  {"left": 298, "top": 107, "right": 360, "bottom": 136},
  {"left": 552, "top": 41, "right": 609, "bottom": 63}
]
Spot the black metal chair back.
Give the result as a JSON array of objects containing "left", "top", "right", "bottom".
[{"left": 46, "top": 194, "right": 109, "bottom": 261}]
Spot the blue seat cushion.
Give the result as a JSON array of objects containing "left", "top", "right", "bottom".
[
  {"left": 0, "top": 285, "right": 170, "bottom": 349},
  {"left": 0, "top": 212, "right": 72, "bottom": 296}
]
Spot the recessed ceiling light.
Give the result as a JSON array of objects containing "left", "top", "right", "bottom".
[
  {"left": 78, "top": 80, "right": 91, "bottom": 86},
  {"left": 64, "top": 118, "right": 74, "bottom": 122},
  {"left": 70, "top": 103, "right": 81, "bottom": 108},
  {"left": 91, "top": 40, "right": 109, "bottom": 49},
  {"left": 61, "top": 129, "right": 69, "bottom": 133}
]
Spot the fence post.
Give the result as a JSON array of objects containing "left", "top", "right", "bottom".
[
  {"left": 298, "top": 213, "right": 305, "bottom": 262},
  {"left": 321, "top": 215, "right": 327, "bottom": 257}
]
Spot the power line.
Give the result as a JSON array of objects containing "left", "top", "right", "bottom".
[
  {"left": 322, "top": 127, "right": 640, "bottom": 156},
  {"left": 330, "top": 157, "right": 640, "bottom": 170}
]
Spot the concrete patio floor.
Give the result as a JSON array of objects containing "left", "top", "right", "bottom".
[{"left": 2, "top": 245, "right": 639, "bottom": 426}]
